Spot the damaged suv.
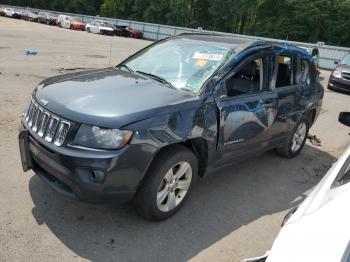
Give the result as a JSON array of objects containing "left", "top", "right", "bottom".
[{"left": 19, "top": 34, "right": 323, "bottom": 221}]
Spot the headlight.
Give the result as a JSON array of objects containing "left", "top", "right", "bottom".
[
  {"left": 333, "top": 69, "right": 342, "bottom": 78},
  {"left": 72, "top": 124, "right": 133, "bottom": 150}
]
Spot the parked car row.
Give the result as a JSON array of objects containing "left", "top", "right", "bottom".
[
  {"left": 86, "top": 20, "right": 143, "bottom": 38},
  {"left": 0, "top": 7, "right": 143, "bottom": 38}
]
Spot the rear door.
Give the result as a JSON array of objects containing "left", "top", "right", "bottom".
[
  {"left": 215, "top": 52, "right": 279, "bottom": 162},
  {"left": 271, "top": 53, "right": 302, "bottom": 138}
]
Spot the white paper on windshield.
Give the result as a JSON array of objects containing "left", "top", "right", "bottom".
[{"left": 193, "top": 52, "right": 223, "bottom": 61}]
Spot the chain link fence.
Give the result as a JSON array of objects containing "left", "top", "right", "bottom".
[{"left": 2, "top": 4, "right": 350, "bottom": 70}]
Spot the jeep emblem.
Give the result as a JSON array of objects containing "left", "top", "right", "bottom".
[{"left": 40, "top": 98, "right": 49, "bottom": 106}]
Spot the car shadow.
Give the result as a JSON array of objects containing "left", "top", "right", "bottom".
[{"left": 29, "top": 144, "right": 335, "bottom": 262}]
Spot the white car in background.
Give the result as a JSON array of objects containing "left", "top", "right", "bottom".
[
  {"left": 86, "top": 20, "right": 115, "bottom": 35},
  {"left": 57, "top": 15, "right": 85, "bottom": 31},
  {"left": 4, "top": 8, "right": 15, "bottom": 17},
  {"left": 245, "top": 112, "right": 350, "bottom": 262}
]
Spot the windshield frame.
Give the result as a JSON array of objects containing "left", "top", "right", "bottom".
[{"left": 117, "top": 36, "right": 234, "bottom": 95}]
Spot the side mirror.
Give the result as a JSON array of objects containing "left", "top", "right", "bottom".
[
  {"left": 334, "top": 61, "right": 339, "bottom": 65},
  {"left": 339, "top": 112, "right": 350, "bottom": 127}
]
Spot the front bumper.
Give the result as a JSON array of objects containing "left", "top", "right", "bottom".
[
  {"left": 19, "top": 123, "right": 156, "bottom": 204},
  {"left": 328, "top": 77, "right": 350, "bottom": 93}
]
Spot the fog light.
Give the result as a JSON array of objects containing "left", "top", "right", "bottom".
[{"left": 90, "top": 170, "right": 105, "bottom": 183}]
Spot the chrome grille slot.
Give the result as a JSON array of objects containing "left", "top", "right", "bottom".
[
  {"left": 27, "top": 102, "right": 37, "bottom": 127},
  {"left": 25, "top": 100, "right": 34, "bottom": 122},
  {"left": 23, "top": 97, "right": 71, "bottom": 146},
  {"left": 45, "top": 116, "right": 59, "bottom": 142},
  {"left": 54, "top": 121, "right": 70, "bottom": 146},
  {"left": 38, "top": 112, "right": 50, "bottom": 137},
  {"left": 32, "top": 108, "right": 42, "bottom": 132},
  {"left": 342, "top": 72, "right": 350, "bottom": 81}
]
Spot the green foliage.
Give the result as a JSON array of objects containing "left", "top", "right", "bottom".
[{"left": 2, "top": 0, "right": 350, "bottom": 46}]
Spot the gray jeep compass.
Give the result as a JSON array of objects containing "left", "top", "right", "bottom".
[{"left": 19, "top": 34, "right": 324, "bottom": 221}]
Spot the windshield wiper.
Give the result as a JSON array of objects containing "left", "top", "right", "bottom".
[
  {"left": 116, "top": 64, "right": 134, "bottom": 74},
  {"left": 136, "top": 71, "right": 175, "bottom": 89}
]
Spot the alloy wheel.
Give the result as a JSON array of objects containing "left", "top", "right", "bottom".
[
  {"left": 291, "top": 122, "right": 307, "bottom": 152},
  {"left": 156, "top": 161, "right": 192, "bottom": 212}
]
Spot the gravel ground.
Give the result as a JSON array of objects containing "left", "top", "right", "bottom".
[{"left": 0, "top": 16, "right": 349, "bottom": 262}]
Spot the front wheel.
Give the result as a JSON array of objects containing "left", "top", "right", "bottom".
[
  {"left": 276, "top": 115, "right": 309, "bottom": 158},
  {"left": 134, "top": 145, "right": 198, "bottom": 221}
]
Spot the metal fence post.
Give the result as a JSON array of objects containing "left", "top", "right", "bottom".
[{"left": 157, "top": 24, "right": 161, "bottom": 40}]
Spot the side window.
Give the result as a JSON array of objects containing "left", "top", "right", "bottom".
[
  {"left": 225, "top": 57, "right": 267, "bottom": 97},
  {"left": 300, "top": 60, "right": 310, "bottom": 85},
  {"left": 276, "top": 56, "right": 295, "bottom": 87}
]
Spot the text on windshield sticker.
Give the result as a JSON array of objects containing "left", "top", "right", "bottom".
[{"left": 193, "top": 52, "right": 223, "bottom": 61}]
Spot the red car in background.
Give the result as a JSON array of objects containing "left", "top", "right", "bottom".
[
  {"left": 70, "top": 18, "right": 85, "bottom": 30},
  {"left": 57, "top": 15, "right": 85, "bottom": 31},
  {"left": 116, "top": 25, "right": 143, "bottom": 38}
]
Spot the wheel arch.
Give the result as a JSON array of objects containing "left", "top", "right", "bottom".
[
  {"left": 308, "top": 108, "right": 317, "bottom": 127},
  {"left": 141, "top": 138, "right": 209, "bottom": 187}
]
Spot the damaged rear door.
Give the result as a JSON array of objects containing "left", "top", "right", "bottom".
[{"left": 214, "top": 52, "right": 279, "bottom": 162}]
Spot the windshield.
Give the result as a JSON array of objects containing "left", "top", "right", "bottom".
[
  {"left": 123, "top": 38, "right": 233, "bottom": 93},
  {"left": 341, "top": 54, "right": 350, "bottom": 65}
]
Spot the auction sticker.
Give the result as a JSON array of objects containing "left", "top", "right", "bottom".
[
  {"left": 195, "top": 59, "right": 208, "bottom": 68},
  {"left": 193, "top": 52, "right": 223, "bottom": 61}
]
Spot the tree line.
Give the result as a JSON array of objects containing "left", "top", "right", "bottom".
[{"left": 2, "top": 0, "right": 350, "bottom": 46}]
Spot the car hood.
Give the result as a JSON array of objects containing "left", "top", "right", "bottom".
[
  {"left": 266, "top": 145, "right": 350, "bottom": 262},
  {"left": 267, "top": 188, "right": 350, "bottom": 262},
  {"left": 34, "top": 68, "right": 195, "bottom": 128},
  {"left": 336, "top": 64, "right": 350, "bottom": 73}
]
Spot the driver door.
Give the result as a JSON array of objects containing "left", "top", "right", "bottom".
[{"left": 215, "top": 53, "right": 279, "bottom": 163}]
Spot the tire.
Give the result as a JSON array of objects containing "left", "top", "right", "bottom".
[
  {"left": 134, "top": 145, "right": 198, "bottom": 221},
  {"left": 87, "top": 27, "right": 91, "bottom": 33},
  {"left": 70, "top": 25, "right": 74, "bottom": 30},
  {"left": 46, "top": 20, "right": 50, "bottom": 25},
  {"left": 128, "top": 32, "right": 133, "bottom": 38},
  {"left": 276, "top": 115, "right": 309, "bottom": 158},
  {"left": 58, "top": 22, "right": 61, "bottom": 27}
]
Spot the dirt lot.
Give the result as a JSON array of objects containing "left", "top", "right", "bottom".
[{"left": 0, "top": 17, "right": 349, "bottom": 262}]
